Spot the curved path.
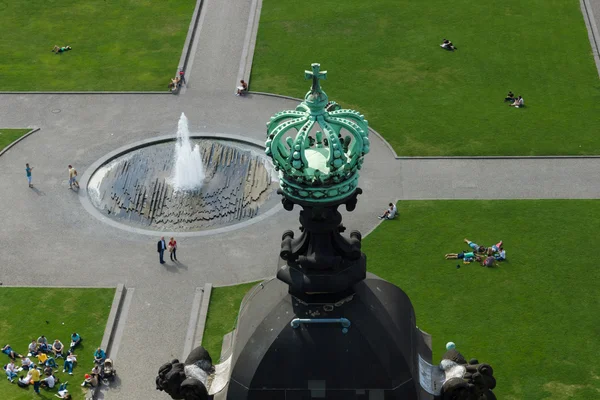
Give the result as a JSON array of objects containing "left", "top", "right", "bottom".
[{"left": 0, "top": 0, "right": 599, "bottom": 399}]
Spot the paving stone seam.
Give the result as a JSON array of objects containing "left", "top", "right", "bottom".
[
  {"left": 581, "top": 0, "right": 600, "bottom": 77},
  {"left": 0, "top": 127, "right": 40, "bottom": 157}
]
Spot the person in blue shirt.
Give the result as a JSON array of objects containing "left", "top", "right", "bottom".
[
  {"left": 25, "top": 163, "right": 34, "bottom": 188},
  {"left": 70, "top": 332, "right": 82, "bottom": 352},
  {"left": 94, "top": 348, "right": 106, "bottom": 365}
]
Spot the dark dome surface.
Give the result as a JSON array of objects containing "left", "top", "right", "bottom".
[{"left": 226, "top": 275, "right": 431, "bottom": 399}]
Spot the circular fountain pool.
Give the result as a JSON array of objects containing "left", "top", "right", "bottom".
[{"left": 84, "top": 127, "right": 279, "bottom": 234}]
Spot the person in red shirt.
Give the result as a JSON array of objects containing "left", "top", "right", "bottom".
[{"left": 168, "top": 237, "right": 178, "bottom": 262}]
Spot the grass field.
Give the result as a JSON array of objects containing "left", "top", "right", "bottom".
[
  {"left": 0, "top": 0, "right": 195, "bottom": 91},
  {"left": 251, "top": 0, "right": 600, "bottom": 156},
  {"left": 202, "top": 282, "right": 260, "bottom": 362},
  {"left": 361, "top": 200, "right": 600, "bottom": 399},
  {"left": 0, "top": 129, "right": 31, "bottom": 152},
  {"left": 0, "top": 288, "right": 115, "bottom": 400}
]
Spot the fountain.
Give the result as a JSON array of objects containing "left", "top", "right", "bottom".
[
  {"left": 85, "top": 116, "right": 279, "bottom": 232},
  {"left": 172, "top": 113, "right": 206, "bottom": 191}
]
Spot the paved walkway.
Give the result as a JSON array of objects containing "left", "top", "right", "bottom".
[{"left": 0, "top": 1, "right": 599, "bottom": 399}]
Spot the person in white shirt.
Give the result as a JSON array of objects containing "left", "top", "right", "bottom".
[
  {"left": 510, "top": 96, "right": 524, "bottom": 108},
  {"left": 5, "top": 360, "right": 18, "bottom": 382},
  {"left": 20, "top": 357, "right": 33, "bottom": 371},
  {"left": 378, "top": 202, "right": 397, "bottom": 220},
  {"left": 40, "top": 373, "right": 56, "bottom": 388}
]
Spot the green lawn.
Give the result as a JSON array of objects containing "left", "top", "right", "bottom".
[
  {"left": 0, "top": 129, "right": 31, "bottom": 152},
  {"left": 0, "top": 0, "right": 195, "bottom": 91},
  {"left": 0, "top": 288, "right": 115, "bottom": 400},
  {"left": 202, "top": 282, "right": 260, "bottom": 362},
  {"left": 362, "top": 200, "right": 600, "bottom": 399},
  {"left": 251, "top": 0, "right": 600, "bottom": 156}
]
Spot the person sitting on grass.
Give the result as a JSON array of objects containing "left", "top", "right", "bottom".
[
  {"left": 5, "top": 359, "right": 19, "bottom": 382},
  {"left": 236, "top": 80, "right": 248, "bottom": 96},
  {"left": 45, "top": 356, "right": 58, "bottom": 369},
  {"left": 37, "top": 336, "right": 49, "bottom": 353},
  {"left": 445, "top": 251, "right": 476, "bottom": 261},
  {"left": 504, "top": 91, "right": 515, "bottom": 103},
  {"left": 168, "top": 76, "right": 181, "bottom": 91},
  {"left": 52, "top": 340, "right": 64, "bottom": 359},
  {"left": 28, "top": 339, "right": 39, "bottom": 357},
  {"left": 17, "top": 374, "right": 30, "bottom": 388},
  {"left": 2, "top": 344, "right": 23, "bottom": 360},
  {"left": 63, "top": 352, "right": 77, "bottom": 375},
  {"left": 463, "top": 238, "right": 486, "bottom": 253},
  {"left": 494, "top": 247, "right": 506, "bottom": 261},
  {"left": 20, "top": 356, "right": 34, "bottom": 371},
  {"left": 44, "top": 365, "right": 53, "bottom": 376},
  {"left": 440, "top": 39, "right": 457, "bottom": 51},
  {"left": 378, "top": 203, "right": 397, "bottom": 220},
  {"left": 69, "top": 333, "right": 81, "bottom": 352},
  {"left": 510, "top": 96, "right": 524, "bottom": 108},
  {"left": 52, "top": 45, "right": 72, "bottom": 54},
  {"left": 481, "top": 255, "right": 497, "bottom": 267},
  {"left": 40, "top": 372, "right": 56, "bottom": 389},
  {"left": 81, "top": 372, "right": 98, "bottom": 387},
  {"left": 94, "top": 348, "right": 106, "bottom": 365},
  {"left": 55, "top": 381, "right": 71, "bottom": 399}
]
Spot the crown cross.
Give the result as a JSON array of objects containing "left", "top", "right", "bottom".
[{"left": 305, "top": 63, "right": 327, "bottom": 93}]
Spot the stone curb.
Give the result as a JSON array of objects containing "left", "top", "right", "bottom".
[
  {"left": 237, "top": 0, "right": 262, "bottom": 87},
  {"left": 581, "top": 0, "right": 600, "bottom": 77},
  {"left": 177, "top": 0, "right": 205, "bottom": 76},
  {"left": 249, "top": 92, "right": 600, "bottom": 159},
  {"left": 194, "top": 283, "right": 213, "bottom": 348},
  {"left": 0, "top": 128, "right": 40, "bottom": 158},
  {"left": 100, "top": 284, "right": 127, "bottom": 354},
  {"left": 182, "top": 286, "right": 206, "bottom": 360},
  {"left": 78, "top": 132, "right": 282, "bottom": 238},
  {"left": 0, "top": 92, "right": 170, "bottom": 95}
]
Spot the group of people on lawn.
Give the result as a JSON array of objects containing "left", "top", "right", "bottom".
[
  {"left": 445, "top": 238, "right": 506, "bottom": 267},
  {"left": 3, "top": 333, "right": 107, "bottom": 397}
]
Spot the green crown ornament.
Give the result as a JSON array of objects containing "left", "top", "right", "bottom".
[{"left": 265, "top": 63, "right": 369, "bottom": 204}]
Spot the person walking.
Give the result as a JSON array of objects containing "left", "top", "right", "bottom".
[
  {"left": 179, "top": 70, "right": 186, "bottom": 85},
  {"left": 25, "top": 163, "right": 34, "bottom": 188},
  {"left": 68, "top": 165, "right": 79, "bottom": 189},
  {"left": 168, "top": 237, "right": 178, "bottom": 261},
  {"left": 157, "top": 236, "right": 166, "bottom": 264}
]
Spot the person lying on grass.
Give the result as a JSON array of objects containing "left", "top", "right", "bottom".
[
  {"left": 440, "top": 39, "right": 457, "bottom": 50},
  {"left": 445, "top": 251, "right": 475, "bottom": 261},
  {"left": 464, "top": 238, "right": 486, "bottom": 253},
  {"left": 52, "top": 45, "right": 72, "bottom": 53},
  {"left": 2, "top": 344, "right": 23, "bottom": 359}
]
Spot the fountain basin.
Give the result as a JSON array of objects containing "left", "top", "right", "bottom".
[{"left": 80, "top": 134, "right": 280, "bottom": 235}]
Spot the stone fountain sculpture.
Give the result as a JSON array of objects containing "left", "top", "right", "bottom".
[{"left": 156, "top": 64, "right": 496, "bottom": 399}]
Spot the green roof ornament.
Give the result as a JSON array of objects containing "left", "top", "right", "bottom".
[{"left": 265, "top": 63, "right": 370, "bottom": 204}]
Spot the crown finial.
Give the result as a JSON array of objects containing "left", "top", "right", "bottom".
[{"left": 265, "top": 64, "right": 369, "bottom": 204}]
